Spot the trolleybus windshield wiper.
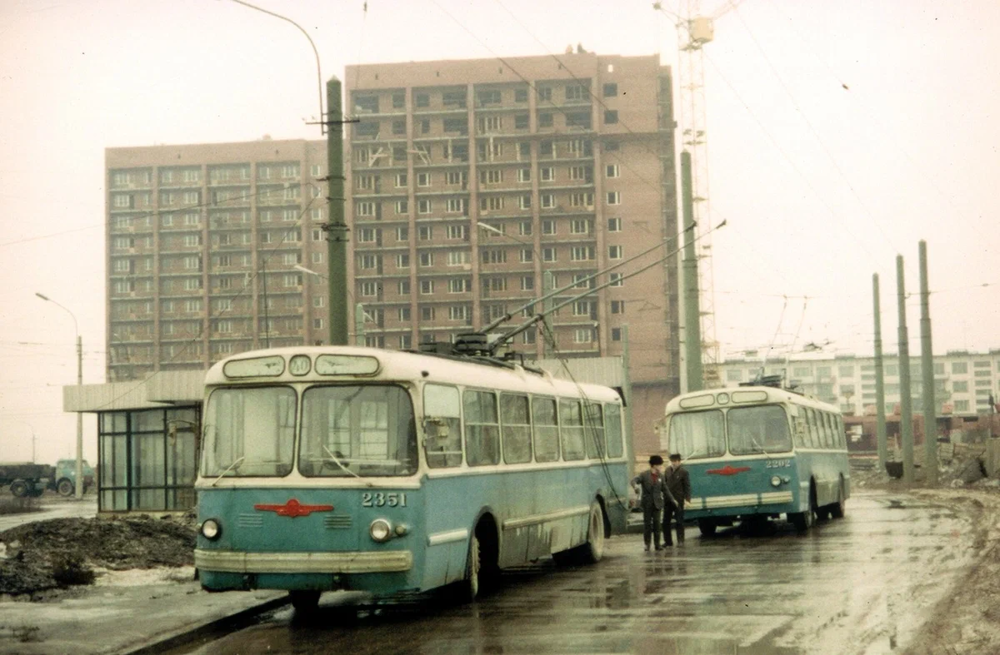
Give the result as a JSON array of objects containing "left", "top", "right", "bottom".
[
  {"left": 750, "top": 437, "right": 770, "bottom": 456},
  {"left": 211, "top": 456, "right": 245, "bottom": 487},
  {"left": 322, "top": 445, "right": 374, "bottom": 487}
]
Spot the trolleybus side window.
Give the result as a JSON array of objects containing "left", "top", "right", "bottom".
[
  {"left": 605, "top": 403, "right": 624, "bottom": 458},
  {"left": 791, "top": 411, "right": 808, "bottom": 450},
  {"left": 584, "top": 402, "right": 605, "bottom": 459},
  {"left": 202, "top": 386, "right": 296, "bottom": 478},
  {"left": 500, "top": 393, "right": 532, "bottom": 464},
  {"left": 299, "top": 385, "right": 417, "bottom": 477},
  {"left": 805, "top": 408, "right": 820, "bottom": 448},
  {"left": 532, "top": 396, "right": 560, "bottom": 462},
  {"left": 560, "top": 398, "right": 586, "bottom": 461},
  {"left": 668, "top": 410, "right": 725, "bottom": 460},
  {"left": 822, "top": 412, "right": 834, "bottom": 448},
  {"left": 836, "top": 415, "right": 846, "bottom": 449},
  {"left": 464, "top": 390, "right": 500, "bottom": 466},
  {"left": 423, "top": 384, "right": 463, "bottom": 468}
]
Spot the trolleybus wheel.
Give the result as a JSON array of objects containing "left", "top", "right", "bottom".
[
  {"left": 790, "top": 487, "right": 816, "bottom": 532},
  {"left": 464, "top": 532, "right": 482, "bottom": 601},
  {"left": 57, "top": 479, "right": 74, "bottom": 497},
  {"left": 698, "top": 518, "right": 717, "bottom": 537},
  {"left": 830, "top": 481, "right": 846, "bottom": 519},
  {"left": 289, "top": 590, "right": 321, "bottom": 614},
  {"left": 580, "top": 501, "right": 605, "bottom": 564},
  {"left": 9, "top": 481, "right": 28, "bottom": 498}
]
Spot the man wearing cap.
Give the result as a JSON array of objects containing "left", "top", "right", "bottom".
[
  {"left": 631, "top": 455, "right": 667, "bottom": 551},
  {"left": 663, "top": 453, "right": 692, "bottom": 545}
]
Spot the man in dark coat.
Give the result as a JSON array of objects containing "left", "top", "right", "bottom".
[
  {"left": 663, "top": 453, "right": 692, "bottom": 545},
  {"left": 632, "top": 455, "right": 666, "bottom": 551}
]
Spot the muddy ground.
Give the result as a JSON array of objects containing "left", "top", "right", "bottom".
[{"left": 0, "top": 514, "right": 195, "bottom": 598}]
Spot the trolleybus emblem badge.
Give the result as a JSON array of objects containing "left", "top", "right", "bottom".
[
  {"left": 254, "top": 498, "right": 334, "bottom": 517},
  {"left": 706, "top": 465, "right": 751, "bottom": 476}
]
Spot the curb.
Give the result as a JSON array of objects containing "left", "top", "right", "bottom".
[{"left": 123, "top": 595, "right": 290, "bottom": 655}]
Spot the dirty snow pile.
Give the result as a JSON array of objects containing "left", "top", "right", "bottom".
[{"left": 0, "top": 516, "right": 195, "bottom": 597}]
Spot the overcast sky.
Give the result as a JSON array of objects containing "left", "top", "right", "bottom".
[{"left": 1, "top": 0, "right": 998, "bottom": 464}]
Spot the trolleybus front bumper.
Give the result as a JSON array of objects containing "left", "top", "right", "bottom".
[{"left": 195, "top": 548, "right": 413, "bottom": 574}]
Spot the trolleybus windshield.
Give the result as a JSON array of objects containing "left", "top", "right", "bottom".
[
  {"left": 202, "top": 386, "right": 296, "bottom": 478},
  {"left": 299, "top": 384, "right": 417, "bottom": 477},
  {"left": 727, "top": 405, "right": 793, "bottom": 455},
  {"left": 668, "top": 410, "right": 725, "bottom": 460}
]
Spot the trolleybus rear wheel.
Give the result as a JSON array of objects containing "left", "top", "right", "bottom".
[
  {"left": 57, "top": 479, "right": 74, "bottom": 497},
  {"left": 581, "top": 501, "right": 605, "bottom": 563},
  {"left": 829, "top": 480, "right": 846, "bottom": 519}
]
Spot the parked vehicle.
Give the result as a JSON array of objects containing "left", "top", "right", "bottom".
[
  {"left": 53, "top": 459, "right": 95, "bottom": 496},
  {"left": 0, "top": 462, "right": 53, "bottom": 497}
]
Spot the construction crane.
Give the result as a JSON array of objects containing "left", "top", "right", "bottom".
[{"left": 655, "top": 0, "right": 744, "bottom": 389}]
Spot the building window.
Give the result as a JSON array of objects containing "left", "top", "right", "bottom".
[
  {"left": 517, "top": 168, "right": 531, "bottom": 183},
  {"left": 609, "top": 245, "right": 623, "bottom": 259},
  {"left": 419, "top": 252, "right": 434, "bottom": 267},
  {"left": 542, "top": 220, "right": 556, "bottom": 235},
  {"left": 398, "top": 280, "right": 410, "bottom": 295},
  {"left": 953, "top": 362, "right": 968, "bottom": 374},
  {"left": 570, "top": 246, "right": 595, "bottom": 261},
  {"left": 542, "top": 248, "right": 556, "bottom": 262},
  {"left": 418, "top": 199, "right": 432, "bottom": 214},
  {"left": 606, "top": 191, "right": 621, "bottom": 205},
  {"left": 604, "top": 110, "right": 619, "bottom": 124},
  {"left": 574, "top": 328, "right": 594, "bottom": 344},
  {"left": 420, "top": 280, "right": 434, "bottom": 295},
  {"left": 540, "top": 193, "right": 555, "bottom": 209},
  {"left": 396, "top": 253, "right": 410, "bottom": 268},
  {"left": 606, "top": 164, "right": 620, "bottom": 178},
  {"left": 611, "top": 327, "right": 622, "bottom": 342},
  {"left": 418, "top": 225, "right": 433, "bottom": 241},
  {"left": 603, "top": 83, "right": 618, "bottom": 97},
  {"left": 417, "top": 172, "right": 432, "bottom": 187},
  {"left": 538, "top": 113, "right": 553, "bottom": 129},
  {"left": 360, "top": 281, "right": 379, "bottom": 296},
  {"left": 395, "top": 200, "right": 409, "bottom": 215},
  {"left": 610, "top": 272, "right": 623, "bottom": 287},
  {"left": 446, "top": 198, "right": 466, "bottom": 214},
  {"left": 608, "top": 217, "right": 622, "bottom": 232},
  {"left": 611, "top": 300, "right": 625, "bottom": 314},
  {"left": 540, "top": 167, "right": 554, "bottom": 181}
]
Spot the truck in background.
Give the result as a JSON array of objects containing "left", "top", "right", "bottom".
[{"left": 0, "top": 460, "right": 95, "bottom": 497}]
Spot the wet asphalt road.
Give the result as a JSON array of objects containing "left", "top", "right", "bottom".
[{"left": 177, "top": 490, "right": 977, "bottom": 654}]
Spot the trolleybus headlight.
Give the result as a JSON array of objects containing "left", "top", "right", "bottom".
[
  {"left": 200, "top": 519, "right": 221, "bottom": 540},
  {"left": 770, "top": 475, "right": 782, "bottom": 487},
  {"left": 369, "top": 518, "right": 393, "bottom": 543}
]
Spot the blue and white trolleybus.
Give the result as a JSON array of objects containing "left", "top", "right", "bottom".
[
  {"left": 195, "top": 346, "right": 631, "bottom": 610},
  {"left": 662, "top": 384, "right": 850, "bottom": 535}
]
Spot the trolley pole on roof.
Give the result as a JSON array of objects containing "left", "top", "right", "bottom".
[
  {"left": 326, "top": 76, "right": 349, "bottom": 346},
  {"left": 872, "top": 274, "right": 888, "bottom": 469},
  {"left": 680, "top": 151, "right": 703, "bottom": 392},
  {"left": 897, "top": 256, "right": 915, "bottom": 484},
  {"left": 919, "top": 241, "right": 938, "bottom": 485}
]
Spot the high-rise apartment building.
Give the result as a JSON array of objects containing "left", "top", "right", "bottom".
[
  {"left": 106, "top": 139, "right": 330, "bottom": 381},
  {"left": 104, "top": 52, "right": 680, "bottom": 453},
  {"left": 345, "top": 53, "right": 681, "bottom": 444}
]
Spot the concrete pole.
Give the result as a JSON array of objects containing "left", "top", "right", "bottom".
[
  {"left": 542, "top": 270, "right": 555, "bottom": 357},
  {"left": 680, "top": 151, "right": 703, "bottom": 392},
  {"left": 75, "top": 334, "right": 83, "bottom": 499},
  {"left": 873, "top": 274, "right": 888, "bottom": 468},
  {"left": 355, "top": 303, "right": 365, "bottom": 346},
  {"left": 897, "top": 256, "right": 915, "bottom": 484},
  {"left": 919, "top": 240, "right": 937, "bottom": 485},
  {"left": 622, "top": 324, "right": 635, "bottom": 473},
  {"left": 326, "top": 76, "right": 349, "bottom": 346}
]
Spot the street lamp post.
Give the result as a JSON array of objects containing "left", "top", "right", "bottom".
[{"left": 36, "top": 292, "right": 84, "bottom": 500}]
